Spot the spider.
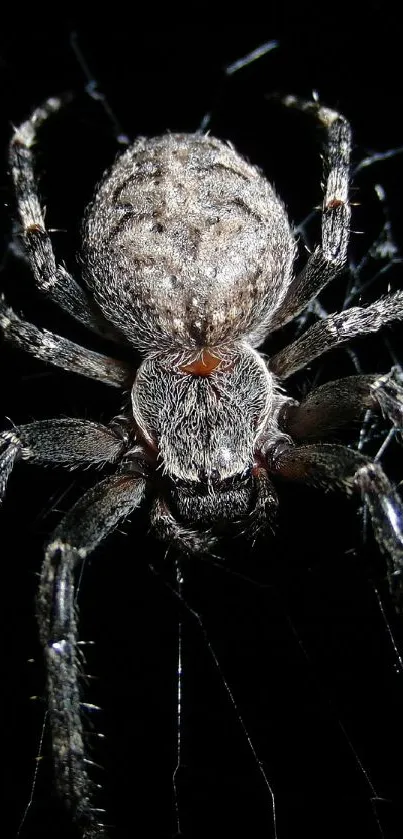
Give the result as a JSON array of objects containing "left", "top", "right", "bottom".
[{"left": 1, "top": 92, "right": 403, "bottom": 837}]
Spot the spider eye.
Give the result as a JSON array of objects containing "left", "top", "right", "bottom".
[{"left": 197, "top": 467, "right": 220, "bottom": 485}]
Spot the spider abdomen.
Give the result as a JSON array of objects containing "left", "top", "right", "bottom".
[{"left": 82, "top": 133, "right": 295, "bottom": 353}]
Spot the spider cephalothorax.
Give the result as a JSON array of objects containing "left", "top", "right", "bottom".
[{"left": 1, "top": 94, "right": 403, "bottom": 837}]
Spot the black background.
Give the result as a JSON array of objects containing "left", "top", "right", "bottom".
[{"left": 1, "top": 12, "right": 403, "bottom": 839}]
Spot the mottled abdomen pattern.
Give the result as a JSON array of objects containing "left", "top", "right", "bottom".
[{"left": 82, "top": 133, "right": 295, "bottom": 353}]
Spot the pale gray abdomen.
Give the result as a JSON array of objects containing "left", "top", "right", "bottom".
[{"left": 82, "top": 133, "right": 295, "bottom": 353}]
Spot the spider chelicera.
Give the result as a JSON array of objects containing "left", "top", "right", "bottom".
[{"left": 1, "top": 93, "right": 403, "bottom": 836}]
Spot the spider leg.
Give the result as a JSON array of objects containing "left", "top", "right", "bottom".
[
  {"left": 370, "top": 367, "right": 403, "bottom": 433},
  {"left": 38, "top": 472, "right": 147, "bottom": 837},
  {"left": 270, "top": 97, "right": 351, "bottom": 330},
  {"left": 247, "top": 467, "right": 278, "bottom": 539},
  {"left": 0, "top": 430, "right": 20, "bottom": 498},
  {"left": 10, "top": 95, "right": 116, "bottom": 339},
  {"left": 0, "top": 418, "right": 132, "bottom": 499},
  {"left": 269, "top": 290, "right": 403, "bottom": 378},
  {"left": 0, "top": 297, "right": 132, "bottom": 386},
  {"left": 268, "top": 442, "right": 403, "bottom": 607},
  {"left": 282, "top": 369, "right": 403, "bottom": 439}
]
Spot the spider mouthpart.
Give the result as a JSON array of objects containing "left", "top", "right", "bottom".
[{"left": 173, "top": 468, "right": 252, "bottom": 495}]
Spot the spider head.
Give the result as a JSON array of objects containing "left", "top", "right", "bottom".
[{"left": 132, "top": 345, "right": 279, "bottom": 529}]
